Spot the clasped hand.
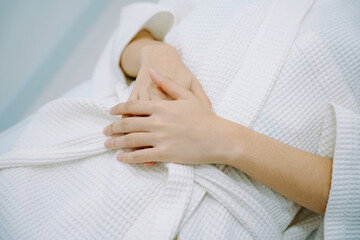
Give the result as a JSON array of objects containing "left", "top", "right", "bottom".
[{"left": 103, "top": 70, "right": 239, "bottom": 167}]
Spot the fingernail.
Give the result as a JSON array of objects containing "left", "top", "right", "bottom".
[
  {"left": 104, "top": 139, "right": 112, "bottom": 149},
  {"left": 103, "top": 126, "right": 111, "bottom": 136},
  {"left": 116, "top": 153, "right": 122, "bottom": 161}
]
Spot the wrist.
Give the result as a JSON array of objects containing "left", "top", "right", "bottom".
[
  {"left": 140, "top": 43, "right": 178, "bottom": 66},
  {"left": 213, "top": 118, "right": 249, "bottom": 167}
]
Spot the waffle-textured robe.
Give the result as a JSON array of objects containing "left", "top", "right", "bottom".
[{"left": 1, "top": 0, "right": 359, "bottom": 239}]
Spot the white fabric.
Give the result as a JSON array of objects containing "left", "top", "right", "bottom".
[
  {"left": 0, "top": 81, "right": 91, "bottom": 156},
  {"left": 1, "top": 0, "right": 360, "bottom": 239}
]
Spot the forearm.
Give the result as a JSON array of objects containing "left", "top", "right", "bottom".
[
  {"left": 120, "top": 29, "right": 160, "bottom": 78},
  {"left": 225, "top": 124, "right": 332, "bottom": 215}
]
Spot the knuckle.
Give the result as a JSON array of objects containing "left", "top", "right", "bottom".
[
  {"left": 125, "top": 101, "right": 136, "bottom": 112},
  {"left": 111, "top": 122, "right": 118, "bottom": 133},
  {"left": 123, "top": 135, "right": 133, "bottom": 147},
  {"left": 155, "top": 132, "right": 167, "bottom": 142},
  {"left": 121, "top": 153, "right": 128, "bottom": 162},
  {"left": 158, "top": 145, "right": 171, "bottom": 159},
  {"left": 132, "top": 152, "right": 142, "bottom": 163},
  {"left": 112, "top": 138, "right": 119, "bottom": 149},
  {"left": 119, "top": 119, "right": 129, "bottom": 131},
  {"left": 111, "top": 137, "right": 121, "bottom": 149},
  {"left": 106, "top": 123, "right": 114, "bottom": 135}
]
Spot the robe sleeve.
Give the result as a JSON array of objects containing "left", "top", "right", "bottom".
[
  {"left": 323, "top": 103, "right": 360, "bottom": 239},
  {"left": 90, "top": 0, "right": 197, "bottom": 99}
]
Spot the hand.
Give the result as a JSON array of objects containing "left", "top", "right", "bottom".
[
  {"left": 121, "top": 30, "right": 211, "bottom": 107},
  {"left": 103, "top": 70, "right": 241, "bottom": 166}
]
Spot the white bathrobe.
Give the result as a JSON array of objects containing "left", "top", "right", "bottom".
[{"left": 0, "top": 0, "right": 359, "bottom": 239}]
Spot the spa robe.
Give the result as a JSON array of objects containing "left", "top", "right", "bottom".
[{"left": 1, "top": 0, "right": 359, "bottom": 239}]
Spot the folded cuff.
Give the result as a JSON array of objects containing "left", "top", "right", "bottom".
[{"left": 324, "top": 104, "right": 360, "bottom": 239}]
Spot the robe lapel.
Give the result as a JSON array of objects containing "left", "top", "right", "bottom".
[{"left": 215, "top": 0, "right": 316, "bottom": 128}]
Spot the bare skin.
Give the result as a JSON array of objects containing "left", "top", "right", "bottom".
[
  {"left": 120, "top": 29, "right": 211, "bottom": 166},
  {"left": 120, "top": 29, "right": 211, "bottom": 105},
  {"left": 105, "top": 30, "right": 333, "bottom": 216}
]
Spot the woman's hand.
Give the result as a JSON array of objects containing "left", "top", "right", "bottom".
[
  {"left": 120, "top": 30, "right": 211, "bottom": 107},
  {"left": 130, "top": 43, "right": 189, "bottom": 101},
  {"left": 104, "top": 70, "right": 333, "bottom": 215},
  {"left": 103, "top": 69, "right": 241, "bottom": 166}
]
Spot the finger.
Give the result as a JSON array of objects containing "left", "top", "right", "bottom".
[
  {"left": 127, "top": 91, "right": 138, "bottom": 101},
  {"left": 143, "top": 162, "right": 155, "bottom": 167},
  {"left": 122, "top": 114, "right": 134, "bottom": 119},
  {"left": 150, "top": 88, "right": 171, "bottom": 100},
  {"left": 190, "top": 77, "right": 212, "bottom": 109},
  {"left": 149, "top": 80, "right": 171, "bottom": 100},
  {"left": 124, "top": 92, "right": 138, "bottom": 119},
  {"left": 110, "top": 100, "right": 154, "bottom": 115},
  {"left": 149, "top": 69, "right": 194, "bottom": 100},
  {"left": 150, "top": 94, "right": 164, "bottom": 101},
  {"left": 103, "top": 117, "right": 151, "bottom": 136},
  {"left": 104, "top": 132, "right": 155, "bottom": 150},
  {"left": 131, "top": 147, "right": 157, "bottom": 166},
  {"left": 124, "top": 92, "right": 136, "bottom": 119},
  {"left": 117, "top": 148, "right": 162, "bottom": 164},
  {"left": 139, "top": 89, "right": 151, "bottom": 101}
]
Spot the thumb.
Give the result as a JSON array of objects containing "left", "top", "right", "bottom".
[{"left": 149, "top": 69, "right": 194, "bottom": 100}]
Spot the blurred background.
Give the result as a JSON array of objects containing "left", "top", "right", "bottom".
[{"left": 0, "top": 0, "right": 156, "bottom": 133}]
